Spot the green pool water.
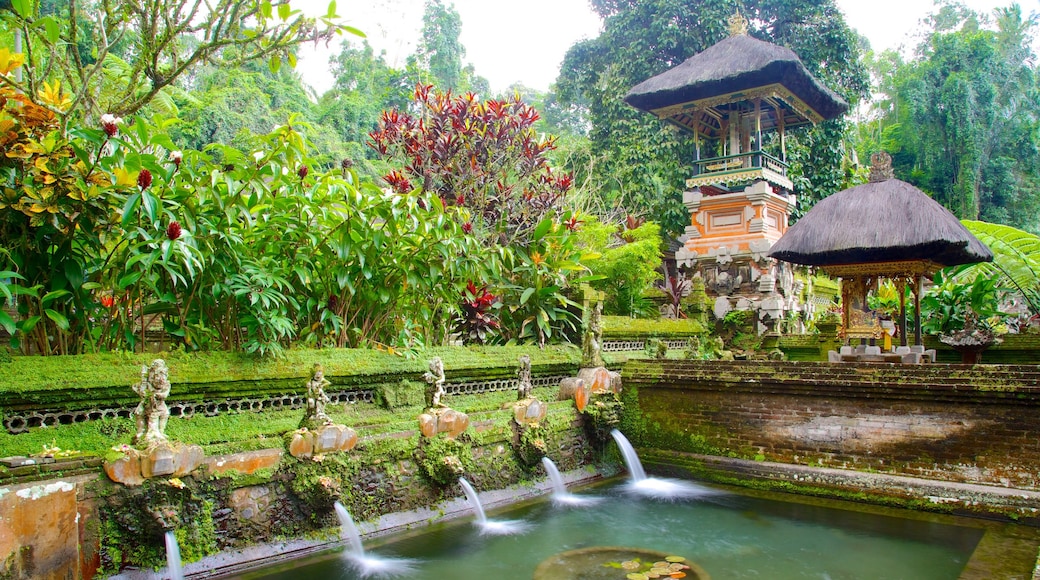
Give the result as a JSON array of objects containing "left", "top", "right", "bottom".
[{"left": 234, "top": 479, "right": 983, "bottom": 580}]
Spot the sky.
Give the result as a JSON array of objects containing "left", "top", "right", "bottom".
[{"left": 295, "top": 0, "right": 1037, "bottom": 96}]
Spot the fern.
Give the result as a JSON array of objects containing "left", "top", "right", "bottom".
[{"left": 949, "top": 221, "right": 1040, "bottom": 317}]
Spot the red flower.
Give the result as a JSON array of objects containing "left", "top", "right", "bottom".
[
  {"left": 564, "top": 214, "right": 583, "bottom": 232},
  {"left": 101, "top": 113, "right": 120, "bottom": 137},
  {"left": 462, "top": 221, "right": 473, "bottom": 234},
  {"left": 455, "top": 194, "right": 465, "bottom": 206},
  {"left": 298, "top": 165, "right": 309, "bottom": 179},
  {"left": 384, "top": 170, "right": 413, "bottom": 194},
  {"left": 137, "top": 169, "right": 152, "bottom": 189},
  {"left": 100, "top": 295, "right": 115, "bottom": 308},
  {"left": 166, "top": 221, "right": 182, "bottom": 241}
]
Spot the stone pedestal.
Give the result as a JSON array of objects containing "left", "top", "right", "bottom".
[
  {"left": 103, "top": 442, "right": 205, "bottom": 486},
  {"left": 417, "top": 407, "right": 470, "bottom": 439},
  {"left": 558, "top": 377, "right": 590, "bottom": 412},
  {"left": 288, "top": 424, "right": 358, "bottom": 459},
  {"left": 576, "top": 366, "right": 622, "bottom": 395},
  {"left": 512, "top": 398, "right": 547, "bottom": 426}
]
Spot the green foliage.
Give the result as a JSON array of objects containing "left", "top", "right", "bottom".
[
  {"left": 920, "top": 271, "right": 1005, "bottom": 335},
  {"left": 0, "top": 0, "right": 354, "bottom": 123},
  {"left": 579, "top": 218, "right": 663, "bottom": 317},
  {"left": 856, "top": 5, "right": 1040, "bottom": 232},
  {"left": 601, "top": 316, "right": 703, "bottom": 338},
  {"left": 956, "top": 221, "right": 1040, "bottom": 318}
]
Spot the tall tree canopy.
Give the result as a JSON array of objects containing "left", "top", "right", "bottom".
[
  {"left": 0, "top": 0, "right": 353, "bottom": 125},
  {"left": 859, "top": 3, "right": 1039, "bottom": 233},
  {"left": 555, "top": 0, "right": 868, "bottom": 234}
]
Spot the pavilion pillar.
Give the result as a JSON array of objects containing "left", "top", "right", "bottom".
[
  {"left": 896, "top": 278, "right": 908, "bottom": 347},
  {"left": 913, "top": 275, "right": 923, "bottom": 346}
]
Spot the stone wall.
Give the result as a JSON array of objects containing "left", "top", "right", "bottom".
[
  {"left": 625, "top": 360, "right": 1040, "bottom": 491},
  {"left": 0, "top": 404, "right": 600, "bottom": 579}
]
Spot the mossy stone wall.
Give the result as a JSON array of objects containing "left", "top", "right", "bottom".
[{"left": 624, "top": 359, "right": 1040, "bottom": 490}]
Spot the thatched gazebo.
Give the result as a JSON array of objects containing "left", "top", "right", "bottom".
[{"left": 768, "top": 152, "right": 993, "bottom": 355}]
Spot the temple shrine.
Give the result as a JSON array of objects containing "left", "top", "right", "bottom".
[{"left": 625, "top": 12, "right": 848, "bottom": 324}]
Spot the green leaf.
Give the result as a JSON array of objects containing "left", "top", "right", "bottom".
[
  {"left": 342, "top": 25, "right": 366, "bottom": 38},
  {"left": 118, "top": 271, "right": 143, "bottom": 289},
  {"left": 259, "top": 1, "right": 272, "bottom": 18},
  {"left": 40, "top": 289, "right": 71, "bottom": 305},
  {"left": 122, "top": 192, "right": 141, "bottom": 228},
  {"left": 520, "top": 287, "right": 535, "bottom": 305},
  {"left": 326, "top": 0, "right": 337, "bottom": 18},
  {"left": 0, "top": 310, "right": 15, "bottom": 335},
  {"left": 11, "top": 0, "right": 31, "bottom": 18},
  {"left": 277, "top": 2, "right": 290, "bottom": 20},
  {"left": 532, "top": 218, "right": 553, "bottom": 241},
  {"left": 44, "top": 308, "right": 70, "bottom": 331},
  {"left": 63, "top": 260, "right": 84, "bottom": 288},
  {"left": 269, "top": 54, "right": 282, "bottom": 73},
  {"left": 38, "top": 16, "right": 60, "bottom": 43},
  {"left": 19, "top": 315, "right": 41, "bottom": 334}
]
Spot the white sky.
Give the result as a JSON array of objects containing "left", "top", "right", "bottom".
[{"left": 295, "top": 0, "right": 1038, "bottom": 95}]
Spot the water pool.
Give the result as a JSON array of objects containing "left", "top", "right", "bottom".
[{"left": 232, "top": 479, "right": 983, "bottom": 580}]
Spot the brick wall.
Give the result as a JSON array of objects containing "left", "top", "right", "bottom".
[{"left": 625, "top": 360, "right": 1040, "bottom": 490}]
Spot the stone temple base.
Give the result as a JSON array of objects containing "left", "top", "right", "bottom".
[
  {"left": 103, "top": 441, "right": 205, "bottom": 486},
  {"left": 418, "top": 407, "right": 470, "bottom": 438},
  {"left": 288, "top": 424, "right": 357, "bottom": 459}
]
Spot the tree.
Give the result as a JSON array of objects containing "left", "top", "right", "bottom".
[
  {"left": 555, "top": 0, "right": 869, "bottom": 234},
  {"left": 405, "top": 0, "right": 489, "bottom": 95},
  {"left": 0, "top": 0, "right": 355, "bottom": 125},
  {"left": 863, "top": 3, "right": 1040, "bottom": 232}
]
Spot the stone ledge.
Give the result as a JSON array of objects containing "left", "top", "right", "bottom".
[{"left": 643, "top": 450, "right": 1040, "bottom": 522}]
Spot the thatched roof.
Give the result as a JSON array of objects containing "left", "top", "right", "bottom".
[
  {"left": 767, "top": 177, "right": 993, "bottom": 267},
  {"left": 624, "top": 34, "right": 848, "bottom": 136}
]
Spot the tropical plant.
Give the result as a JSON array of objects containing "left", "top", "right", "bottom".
[
  {"left": 578, "top": 217, "right": 662, "bottom": 317},
  {"left": 920, "top": 271, "right": 1006, "bottom": 335},
  {"left": 499, "top": 215, "right": 596, "bottom": 346},
  {"left": 953, "top": 221, "right": 1040, "bottom": 318},
  {"left": 454, "top": 281, "right": 500, "bottom": 345},
  {"left": 368, "top": 84, "right": 573, "bottom": 246},
  {"left": 658, "top": 264, "right": 688, "bottom": 319}
]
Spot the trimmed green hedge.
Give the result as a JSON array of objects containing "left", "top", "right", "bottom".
[{"left": 602, "top": 316, "right": 705, "bottom": 340}]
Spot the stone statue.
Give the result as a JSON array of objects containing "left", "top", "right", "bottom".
[
  {"left": 423, "top": 357, "right": 447, "bottom": 408},
  {"left": 582, "top": 300, "right": 605, "bottom": 367},
  {"left": 301, "top": 364, "right": 332, "bottom": 429},
  {"left": 132, "top": 359, "right": 171, "bottom": 446},
  {"left": 517, "top": 354, "right": 532, "bottom": 400}
]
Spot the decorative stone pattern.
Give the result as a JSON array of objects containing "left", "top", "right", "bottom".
[
  {"left": 103, "top": 442, "right": 205, "bottom": 486},
  {"left": 602, "top": 340, "right": 690, "bottom": 353},
  {"left": 3, "top": 376, "right": 569, "bottom": 435}
]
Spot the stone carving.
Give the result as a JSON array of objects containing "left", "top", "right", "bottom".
[
  {"left": 710, "top": 269, "right": 743, "bottom": 296},
  {"left": 423, "top": 357, "right": 447, "bottom": 408},
  {"left": 132, "top": 359, "right": 171, "bottom": 447},
  {"left": 300, "top": 364, "right": 333, "bottom": 430},
  {"left": 582, "top": 300, "right": 605, "bottom": 368},
  {"left": 869, "top": 151, "right": 894, "bottom": 182},
  {"left": 517, "top": 354, "right": 533, "bottom": 400}
]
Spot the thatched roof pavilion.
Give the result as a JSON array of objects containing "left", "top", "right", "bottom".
[
  {"left": 768, "top": 153, "right": 993, "bottom": 350},
  {"left": 624, "top": 23, "right": 849, "bottom": 139},
  {"left": 768, "top": 174, "right": 993, "bottom": 268}
]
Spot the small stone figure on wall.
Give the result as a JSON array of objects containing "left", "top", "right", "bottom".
[
  {"left": 132, "top": 359, "right": 171, "bottom": 446},
  {"left": 517, "top": 354, "right": 532, "bottom": 400},
  {"left": 423, "top": 357, "right": 447, "bottom": 408},
  {"left": 582, "top": 300, "right": 605, "bottom": 368},
  {"left": 300, "top": 364, "right": 333, "bottom": 429}
]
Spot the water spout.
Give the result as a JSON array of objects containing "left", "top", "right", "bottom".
[
  {"left": 164, "top": 531, "right": 183, "bottom": 580},
  {"left": 541, "top": 457, "right": 602, "bottom": 506},
  {"left": 610, "top": 429, "right": 720, "bottom": 501},
  {"left": 333, "top": 501, "right": 418, "bottom": 578},
  {"left": 458, "top": 477, "right": 532, "bottom": 536}
]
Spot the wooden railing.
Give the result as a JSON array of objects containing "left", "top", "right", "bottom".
[{"left": 691, "top": 150, "right": 788, "bottom": 179}]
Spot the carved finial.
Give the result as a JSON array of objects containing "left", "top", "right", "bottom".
[
  {"left": 728, "top": 10, "right": 749, "bottom": 36},
  {"left": 869, "top": 151, "right": 894, "bottom": 182}
]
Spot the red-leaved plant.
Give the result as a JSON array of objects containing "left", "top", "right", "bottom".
[
  {"left": 455, "top": 281, "right": 501, "bottom": 344},
  {"left": 369, "top": 84, "right": 572, "bottom": 245}
]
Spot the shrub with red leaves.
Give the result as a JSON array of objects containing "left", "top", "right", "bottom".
[
  {"left": 369, "top": 84, "right": 573, "bottom": 245},
  {"left": 455, "top": 281, "right": 500, "bottom": 344},
  {"left": 166, "top": 221, "right": 182, "bottom": 240}
]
